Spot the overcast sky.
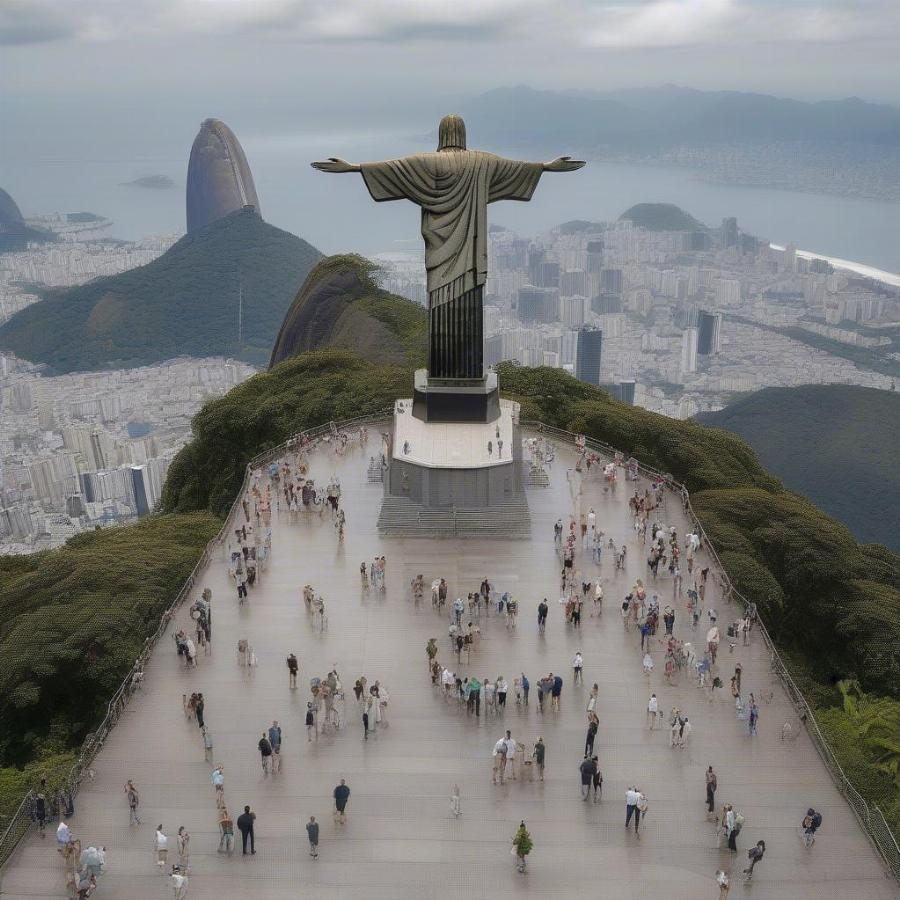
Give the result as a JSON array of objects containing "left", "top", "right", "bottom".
[{"left": 3, "top": 0, "right": 900, "bottom": 116}]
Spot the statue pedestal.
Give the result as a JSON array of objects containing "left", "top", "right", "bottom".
[
  {"left": 412, "top": 369, "right": 500, "bottom": 424},
  {"left": 378, "top": 395, "right": 529, "bottom": 539}
]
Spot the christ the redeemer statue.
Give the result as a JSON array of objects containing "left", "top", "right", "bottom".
[{"left": 313, "top": 115, "right": 584, "bottom": 381}]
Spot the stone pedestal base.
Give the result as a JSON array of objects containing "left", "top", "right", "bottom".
[{"left": 412, "top": 369, "right": 500, "bottom": 424}]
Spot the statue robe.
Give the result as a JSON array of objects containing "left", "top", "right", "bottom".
[{"left": 360, "top": 151, "right": 544, "bottom": 307}]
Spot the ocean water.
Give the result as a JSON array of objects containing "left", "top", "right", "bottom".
[{"left": 4, "top": 127, "right": 900, "bottom": 273}]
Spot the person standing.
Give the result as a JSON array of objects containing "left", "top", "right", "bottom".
[
  {"left": 504, "top": 730, "right": 518, "bottom": 781},
  {"left": 124, "top": 780, "right": 142, "bottom": 825},
  {"left": 195, "top": 694, "right": 205, "bottom": 731},
  {"left": 171, "top": 869, "right": 189, "bottom": 900},
  {"left": 155, "top": 826, "right": 169, "bottom": 871},
  {"left": 258, "top": 732, "right": 273, "bottom": 776},
  {"left": 579, "top": 756, "right": 596, "bottom": 801},
  {"left": 551, "top": 673, "right": 563, "bottom": 711},
  {"left": 802, "top": 808, "right": 822, "bottom": 847},
  {"left": 306, "top": 816, "right": 319, "bottom": 858},
  {"left": 306, "top": 702, "right": 317, "bottom": 742},
  {"left": 217, "top": 808, "right": 234, "bottom": 855},
  {"left": 537, "top": 600, "right": 548, "bottom": 634},
  {"left": 572, "top": 651, "right": 584, "bottom": 685},
  {"left": 716, "top": 869, "right": 730, "bottom": 899},
  {"left": 705, "top": 766, "right": 717, "bottom": 816},
  {"left": 492, "top": 737, "right": 508, "bottom": 785},
  {"left": 532, "top": 737, "right": 546, "bottom": 781},
  {"left": 237, "top": 806, "right": 256, "bottom": 855},
  {"left": 287, "top": 653, "right": 299, "bottom": 689},
  {"left": 175, "top": 826, "right": 190, "bottom": 871},
  {"left": 647, "top": 693, "right": 658, "bottom": 729},
  {"left": 333, "top": 779, "right": 350, "bottom": 824},
  {"left": 450, "top": 784, "right": 461, "bottom": 818},
  {"left": 585, "top": 713, "right": 599, "bottom": 757},
  {"left": 268, "top": 721, "right": 282, "bottom": 774},
  {"left": 511, "top": 820, "right": 532, "bottom": 874}
]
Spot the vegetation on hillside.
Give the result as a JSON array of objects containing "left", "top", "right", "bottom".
[
  {"left": 619, "top": 203, "right": 703, "bottom": 231},
  {"left": 162, "top": 351, "right": 414, "bottom": 517},
  {"left": 0, "top": 208, "right": 321, "bottom": 371},
  {"left": 698, "top": 384, "right": 900, "bottom": 550},
  {"left": 0, "top": 512, "right": 219, "bottom": 770}
]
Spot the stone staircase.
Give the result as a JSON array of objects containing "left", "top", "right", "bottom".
[{"left": 377, "top": 495, "right": 530, "bottom": 539}]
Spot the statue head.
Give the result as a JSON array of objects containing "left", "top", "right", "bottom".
[{"left": 437, "top": 114, "right": 466, "bottom": 151}]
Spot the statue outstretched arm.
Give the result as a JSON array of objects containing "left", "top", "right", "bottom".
[
  {"left": 311, "top": 158, "right": 361, "bottom": 173},
  {"left": 543, "top": 156, "right": 586, "bottom": 172}
]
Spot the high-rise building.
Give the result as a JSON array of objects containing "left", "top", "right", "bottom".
[
  {"left": 560, "top": 269, "right": 589, "bottom": 297},
  {"left": 697, "top": 312, "right": 722, "bottom": 355},
  {"left": 600, "top": 268, "right": 624, "bottom": 296},
  {"left": 681, "top": 327, "right": 699, "bottom": 374},
  {"left": 518, "top": 286, "right": 558, "bottom": 324},
  {"left": 559, "top": 295, "right": 587, "bottom": 329},
  {"left": 722, "top": 217, "right": 738, "bottom": 248},
  {"left": 575, "top": 326, "right": 603, "bottom": 386}
]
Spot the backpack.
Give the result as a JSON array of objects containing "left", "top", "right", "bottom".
[
  {"left": 811, "top": 812, "right": 823, "bottom": 830},
  {"left": 734, "top": 812, "right": 745, "bottom": 831}
]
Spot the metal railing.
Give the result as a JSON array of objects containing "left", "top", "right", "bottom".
[
  {"left": 0, "top": 410, "right": 391, "bottom": 870},
  {"left": 524, "top": 421, "right": 900, "bottom": 880}
]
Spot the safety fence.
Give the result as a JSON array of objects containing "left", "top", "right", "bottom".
[
  {"left": 524, "top": 421, "right": 900, "bottom": 881},
  {"left": 0, "top": 411, "right": 391, "bottom": 870}
]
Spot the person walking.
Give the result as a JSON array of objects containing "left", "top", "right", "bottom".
[
  {"left": 647, "top": 693, "right": 658, "bottom": 729},
  {"left": 504, "top": 731, "right": 518, "bottom": 781},
  {"left": 591, "top": 757, "right": 603, "bottom": 802},
  {"left": 716, "top": 869, "right": 730, "bottom": 899},
  {"left": 333, "top": 779, "right": 350, "bottom": 824},
  {"left": 268, "top": 721, "right": 282, "bottom": 774},
  {"left": 450, "top": 784, "right": 462, "bottom": 818},
  {"left": 802, "top": 808, "right": 822, "bottom": 847},
  {"left": 705, "top": 766, "right": 717, "bottom": 816},
  {"left": 287, "top": 653, "right": 299, "bottom": 689},
  {"left": 579, "top": 756, "right": 596, "bottom": 801},
  {"left": 124, "top": 780, "right": 142, "bottom": 825},
  {"left": 155, "top": 825, "right": 168, "bottom": 871},
  {"left": 625, "top": 786, "right": 641, "bottom": 833},
  {"left": 258, "top": 732, "right": 273, "bottom": 776},
  {"left": 511, "top": 821, "right": 532, "bottom": 874},
  {"left": 176, "top": 826, "right": 190, "bottom": 871},
  {"left": 306, "top": 816, "right": 319, "bottom": 858},
  {"left": 170, "top": 869, "right": 189, "bottom": 900},
  {"left": 237, "top": 806, "right": 256, "bottom": 855},
  {"left": 217, "top": 808, "right": 234, "bottom": 855},
  {"left": 492, "top": 737, "right": 508, "bottom": 784},
  {"left": 537, "top": 600, "right": 548, "bottom": 634},
  {"left": 306, "top": 702, "right": 316, "bottom": 741},
  {"left": 532, "top": 737, "right": 546, "bottom": 782},
  {"left": 743, "top": 840, "right": 765, "bottom": 880}
]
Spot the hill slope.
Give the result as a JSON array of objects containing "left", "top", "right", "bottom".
[
  {"left": 0, "top": 208, "right": 321, "bottom": 371},
  {"left": 697, "top": 385, "right": 900, "bottom": 550},
  {"left": 619, "top": 203, "right": 703, "bottom": 231},
  {"left": 269, "top": 255, "right": 427, "bottom": 370}
]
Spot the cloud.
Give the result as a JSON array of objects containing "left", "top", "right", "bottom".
[
  {"left": 3, "top": 0, "right": 898, "bottom": 48},
  {"left": 0, "top": 1, "right": 77, "bottom": 45}
]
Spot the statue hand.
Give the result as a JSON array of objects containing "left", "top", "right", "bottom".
[
  {"left": 544, "top": 156, "right": 586, "bottom": 172},
  {"left": 310, "top": 158, "right": 360, "bottom": 173}
]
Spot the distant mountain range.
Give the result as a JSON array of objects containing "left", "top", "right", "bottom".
[
  {"left": 697, "top": 384, "right": 900, "bottom": 550},
  {"left": 460, "top": 85, "right": 900, "bottom": 153},
  {"left": 0, "top": 208, "right": 320, "bottom": 372}
]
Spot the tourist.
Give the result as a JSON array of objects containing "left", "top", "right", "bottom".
[
  {"left": 211, "top": 765, "right": 225, "bottom": 808},
  {"left": 258, "top": 732, "right": 273, "bottom": 776},
  {"left": 537, "top": 599, "right": 548, "bottom": 633},
  {"left": 56, "top": 820, "right": 71, "bottom": 854},
  {"left": 492, "top": 737, "right": 508, "bottom": 784},
  {"left": 572, "top": 651, "right": 584, "bottom": 684},
  {"left": 170, "top": 869, "right": 189, "bottom": 899},
  {"left": 496, "top": 675, "right": 508, "bottom": 709},
  {"left": 333, "top": 779, "right": 350, "bottom": 824},
  {"left": 579, "top": 755, "right": 596, "bottom": 801},
  {"left": 647, "top": 693, "right": 658, "bottom": 728},
  {"left": 585, "top": 712, "right": 599, "bottom": 756},
  {"left": 743, "top": 840, "right": 766, "bottom": 879},
  {"left": 592, "top": 757, "right": 603, "bottom": 802},
  {"left": 287, "top": 653, "right": 299, "bottom": 689},
  {"left": 306, "top": 816, "right": 319, "bottom": 858},
  {"left": 705, "top": 766, "right": 717, "bottom": 815},
  {"left": 504, "top": 730, "right": 518, "bottom": 781},
  {"left": 305, "top": 702, "right": 316, "bottom": 741},
  {"left": 716, "top": 869, "right": 730, "bottom": 899},
  {"left": 802, "top": 808, "right": 822, "bottom": 847},
  {"left": 217, "top": 808, "right": 234, "bottom": 855},
  {"left": 587, "top": 682, "right": 599, "bottom": 713},
  {"left": 512, "top": 820, "right": 532, "bottom": 874},
  {"left": 450, "top": 784, "right": 461, "bottom": 818},
  {"left": 237, "top": 805, "right": 256, "bottom": 855},
  {"left": 124, "top": 779, "right": 141, "bottom": 825},
  {"left": 176, "top": 826, "right": 190, "bottom": 871},
  {"left": 521, "top": 672, "right": 530, "bottom": 706},
  {"left": 625, "top": 786, "right": 641, "bottom": 833},
  {"left": 268, "top": 721, "right": 282, "bottom": 773},
  {"left": 155, "top": 825, "right": 168, "bottom": 871},
  {"left": 551, "top": 673, "right": 563, "bottom": 710},
  {"left": 532, "top": 737, "right": 546, "bottom": 781}
]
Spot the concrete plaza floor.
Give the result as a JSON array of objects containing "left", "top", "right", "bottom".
[{"left": 2, "top": 429, "right": 897, "bottom": 899}]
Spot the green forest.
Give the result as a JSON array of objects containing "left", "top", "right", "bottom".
[{"left": 0, "top": 208, "right": 321, "bottom": 371}]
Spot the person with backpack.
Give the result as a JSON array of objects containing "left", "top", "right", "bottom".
[
  {"left": 124, "top": 779, "right": 141, "bottom": 825},
  {"left": 743, "top": 839, "right": 765, "bottom": 879},
  {"left": 286, "top": 653, "right": 299, "bottom": 689},
  {"left": 802, "top": 808, "right": 822, "bottom": 847},
  {"left": 258, "top": 732, "right": 273, "bottom": 775}
]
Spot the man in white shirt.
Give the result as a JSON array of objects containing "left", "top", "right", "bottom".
[
  {"left": 647, "top": 693, "right": 658, "bottom": 729},
  {"left": 171, "top": 870, "right": 189, "bottom": 899},
  {"left": 56, "top": 820, "right": 71, "bottom": 853},
  {"left": 155, "top": 827, "right": 168, "bottom": 870},
  {"left": 625, "top": 787, "right": 641, "bottom": 831}
]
